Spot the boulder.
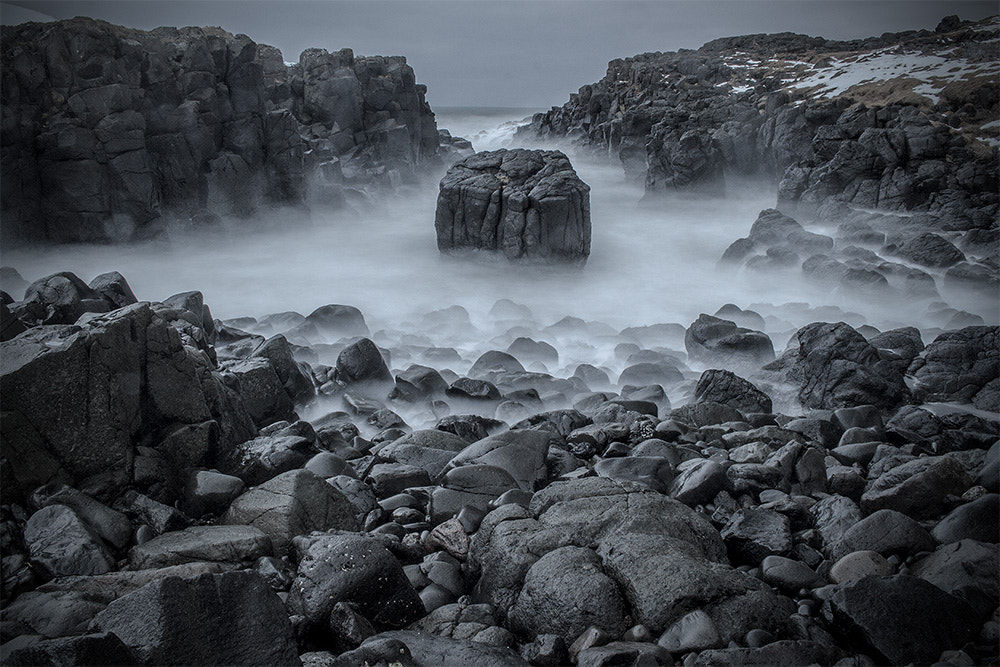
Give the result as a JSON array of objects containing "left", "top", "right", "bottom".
[
  {"left": 719, "top": 508, "right": 792, "bottom": 564},
  {"left": 693, "top": 369, "right": 772, "bottom": 415},
  {"left": 1, "top": 633, "right": 135, "bottom": 666},
  {"left": 1, "top": 303, "right": 254, "bottom": 501},
  {"left": 860, "top": 455, "right": 973, "bottom": 520},
  {"left": 824, "top": 574, "right": 979, "bottom": 665},
  {"left": 772, "top": 321, "right": 906, "bottom": 410},
  {"left": 360, "top": 630, "right": 526, "bottom": 666},
  {"left": 509, "top": 545, "right": 628, "bottom": 643},
  {"left": 435, "top": 149, "right": 591, "bottom": 261},
  {"left": 127, "top": 525, "right": 273, "bottom": 570},
  {"left": 932, "top": 494, "right": 999, "bottom": 544},
  {"left": 911, "top": 539, "right": 999, "bottom": 616},
  {"left": 685, "top": 314, "right": 774, "bottom": 369},
  {"left": 305, "top": 305, "right": 369, "bottom": 339},
  {"left": 24, "top": 505, "right": 116, "bottom": 578},
  {"left": 832, "top": 508, "right": 935, "bottom": 559},
  {"left": 597, "top": 532, "right": 792, "bottom": 637},
  {"left": 223, "top": 469, "right": 358, "bottom": 553},
  {"left": 335, "top": 337, "right": 392, "bottom": 386},
  {"left": 29, "top": 483, "right": 132, "bottom": 552},
  {"left": 92, "top": 571, "right": 299, "bottom": 666},
  {"left": 892, "top": 232, "right": 966, "bottom": 268},
  {"left": 287, "top": 533, "right": 424, "bottom": 628},
  {"left": 217, "top": 432, "right": 318, "bottom": 485},
  {"left": 907, "top": 326, "right": 999, "bottom": 411},
  {"left": 445, "top": 429, "right": 550, "bottom": 492}
]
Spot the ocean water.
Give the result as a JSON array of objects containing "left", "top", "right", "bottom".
[{"left": 3, "top": 108, "right": 993, "bottom": 357}]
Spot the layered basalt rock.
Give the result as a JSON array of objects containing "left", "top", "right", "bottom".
[
  {"left": 521, "top": 16, "right": 999, "bottom": 232},
  {"left": 435, "top": 149, "right": 591, "bottom": 262},
  {"left": 1, "top": 17, "right": 444, "bottom": 243}
]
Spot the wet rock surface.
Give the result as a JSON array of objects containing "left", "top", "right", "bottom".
[{"left": 2, "top": 268, "right": 997, "bottom": 666}]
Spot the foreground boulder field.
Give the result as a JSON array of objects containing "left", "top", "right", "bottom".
[{"left": 2, "top": 268, "right": 998, "bottom": 666}]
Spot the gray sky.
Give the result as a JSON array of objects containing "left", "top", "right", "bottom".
[{"left": 2, "top": 1, "right": 996, "bottom": 108}]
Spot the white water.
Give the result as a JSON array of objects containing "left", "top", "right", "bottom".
[{"left": 3, "top": 108, "right": 994, "bottom": 361}]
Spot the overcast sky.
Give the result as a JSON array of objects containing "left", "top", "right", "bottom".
[{"left": 1, "top": 1, "right": 995, "bottom": 108}]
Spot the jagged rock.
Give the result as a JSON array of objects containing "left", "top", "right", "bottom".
[
  {"left": 287, "top": 532, "right": 424, "bottom": 628},
  {"left": 1, "top": 302, "right": 255, "bottom": 501},
  {"left": 860, "top": 455, "right": 973, "bottom": 520},
  {"left": 2, "top": 18, "right": 441, "bottom": 243},
  {"left": 92, "top": 571, "right": 299, "bottom": 666},
  {"left": 127, "top": 525, "right": 272, "bottom": 570},
  {"left": 435, "top": 149, "right": 591, "bottom": 261},
  {"left": 223, "top": 469, "right": 358, "bottom": 553},
  {"left": 685, "top": 314, "right": 774, "bottom": 369},
  {"left": 824, "top": 574, "right": 979, "bottom": 665},
  {"left": 769, "top": 321, "right": 907, "bottom": 410},
  {"left": 646, "top": 129, "right": 725, "bottom": 195},
  {"left": 220, "top": 357, "right": 296, "bottom": 427},
  {"left": 693, "top": 369, "right": 772, "bottom": 415},
  {"left": 24, "top": 505, "right": 116, "bottom": 578},
  {"left": 907, "top": 326, "right": 999, "bottom": 411}
]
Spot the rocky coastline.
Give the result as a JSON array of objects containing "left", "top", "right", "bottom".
[{"left": 1, "top": 12, "right": 998, "bottom": 667}]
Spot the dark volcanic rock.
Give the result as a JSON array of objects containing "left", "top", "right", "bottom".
[
  {"left": 693, "top": 368, "right": 772, "bottom": 415},
  {"left": 685, "top": 314, "right": 774, "bottom": 369},
  {"left": 509, "top": 545, "right": 628, "bottom": 643},
  {"left": 891, "top": 232, "right": 966, "bottom": 268},
  {"left": 1, "top": 302, "right": 256, "bottom": 502},
  {"left": 907, "top": 326, "right": 999, "bottom": 411},
  {"left": 824, "top": 574, "right": 979, "bottom": 666},
  {"left": 435, "top": 149, "right": 591, "bottom": 261},
  {"left": 769, "top": 321, "right": 907, "bottom": 410},
  {"left": 288, "top": 532, "right": 424, "bottom": 629},
  {"left": 223, "top": 469, "right": 358, "bottom": 553},
  {"left": 2, "top": 18, "right": 442, "bottom": 243},
  {"left": 92, "top": 571, "right": 299, "bottom": 666}
]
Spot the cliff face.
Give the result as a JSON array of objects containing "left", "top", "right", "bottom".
[
  {"left": 1, "top": 17, "right": 443, "bottom": 243},
  {"left": 522, "top": 16, "right": 999, "bottom": 229}
]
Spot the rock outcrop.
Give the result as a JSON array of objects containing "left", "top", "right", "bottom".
[
  {"left": 522, "top": 17, "right": 998, "bottom": 231},
  {"left": 435, "top": 149, "right": 591, "bottom": 261},
  {"left": 1, "top": 17, "right": 444, "bottom": 243}
]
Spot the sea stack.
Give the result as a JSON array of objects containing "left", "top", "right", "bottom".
[{"left": 435, "top": 149, "right": 591, "bottom": 261}]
